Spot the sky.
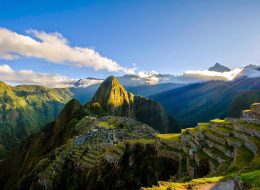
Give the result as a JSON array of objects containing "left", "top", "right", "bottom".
[{"left": 0, "top": 0, "right": 260, "bottom": 87}]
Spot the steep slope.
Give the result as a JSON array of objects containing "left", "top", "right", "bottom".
[
  {"left": 89, "top": 76, "right": 179, "bottom": 132},
  {"left": 0, "top": 82, "right": 73, "bottom": 158},
  {"left": 151, "top": 77, "right": 260, "bottom": 128},
  {"left": 228, "top": 90, "right": 260, "bottom": 117},
  {"left": 0, "top": 98, "right": 166, "bottom": 190},
  {"left": 1, "top": 98, "right": 260, "bottom": 189}
]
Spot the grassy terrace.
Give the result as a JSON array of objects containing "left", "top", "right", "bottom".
[
  {"left": 204, "top": 130, "right": 226, "bottom": 145},
  {"left": 97, "top": 121, "right": 116, "bottom": 129},
  {"left": 210, "top": 119, "right": 225, "bottom": 123},
  {"left": 196, "top": 123, "right": 210, "bottom": 131},
  {"left": 228, "top": 146, "right": 254, "bottom": 173},
  {"left": 156, "top": 133, "right": 181, "bottom": 141},
  {"left": 143, "top": 176, "right": 227, "bottom": 190},
  {"left": 240, "top": 121, "right": 260, "bottom": 131},
  {"left": 240, "top": 170, "right": 260, "bottom": 189}
]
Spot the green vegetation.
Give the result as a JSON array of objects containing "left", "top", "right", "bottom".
[
  {"left": 157, "top": 133, "right": 180, "bottom": 141},
  {"left": 143, "top": 176, "right": 227, "bottom": 190},
  {"left": 0, "top": 82, "right": 73, "bottom": 158},
  {"left": 97, "top": 121, "right": 116, "bottom": 129},
  {"left": 1, "top": 77, "right": 260, "bottom": 190},
  {"left": 210, "top": 119, "right": 225, "bottom": 123},
  {"left": 91, "top": 76, "right": 179, "bottom": 133},
  {"left": 241, "top": 170, "right": 260, "bottom": 189}
]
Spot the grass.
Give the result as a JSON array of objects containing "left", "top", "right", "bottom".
[
  {"left": 98, "top": 121, "right": 116, "bottom": 129},
  {"left": 241, "top": 170, "right": 260, "bottom": 189},
  {"left": 243, "top": 109, "right": 252, "bottom": 113},
  {"left": 197, "top": 123, "right": 210, "bottom": 131},
  {"left": 143, "top": 176, "right": 227, "bottom": 190},
  {"left": 156, "top": 133, "right": 181, "bottom": 141},
  {"left": 228, "top": 146, "right": 254, "bottom": 172},
  {"left": 210, "top": 119, "right": 225, "bottom": 123}
]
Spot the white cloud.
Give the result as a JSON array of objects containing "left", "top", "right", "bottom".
[
  {"left": 75, "top": 78, "right": 103, "bottom": 87},
  {"left": 0, "top": 64, "right": 75, "bottom": 88},
  {"left": 0, "top": 28, "right": 135, "bottom": 74},
  {"left": 183, "top": 68, "right": 243, "bottom": 81}
]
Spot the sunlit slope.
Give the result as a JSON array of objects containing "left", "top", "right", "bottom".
[{"left": 0, "top": 81, "right": 73, "bottom": 157}]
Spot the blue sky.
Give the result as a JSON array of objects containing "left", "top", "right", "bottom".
[{"left": 0, "top": 0, "right": 260, "bottom": 81}]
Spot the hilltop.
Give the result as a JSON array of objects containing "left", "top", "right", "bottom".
[{"left": 88, "top": 76, "right": 179, "bottom": 132}]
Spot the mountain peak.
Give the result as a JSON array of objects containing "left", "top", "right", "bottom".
[
  {"left": 208, "top": 62, "right": 231, "bottom": 72},
  {"left": 90, "top": 76, "right": 178, "bottom": 132},
  {"left": 91, "top": 76, "right": 133, "bottom": 116}
]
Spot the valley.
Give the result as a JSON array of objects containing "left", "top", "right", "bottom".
[{"left": 1, "top": 77, "right": 260, "bottom": 190}]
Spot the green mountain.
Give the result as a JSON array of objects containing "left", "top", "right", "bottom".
[
  {"left": 1, "top": 87, "right": 260, "bottom": 189},
  {"left": 89, "top": 76, "right": 179, "bottom": 132},
  {"left": 0, "top": 78, "right": 180, "bottom": 159},
  {"left": 151, "top": 77, "right": 260, "bottom": 128},
  {"left": 0, "top": 82, "right": 73, "bottom": 158}
]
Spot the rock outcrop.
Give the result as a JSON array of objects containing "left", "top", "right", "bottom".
[{"left": 209, "top": 63, "right": 231, "bottom": 72}]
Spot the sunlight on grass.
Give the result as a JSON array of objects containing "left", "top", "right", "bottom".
[
  {"left": 210, "top": 119, "right": 225, "bottom": 123},
  {"left": 241, "top": 170, "right": 260, "bottom": 189},
  {"left": 98, "top": 121, "right": 116, "bottom": 129},
  {"left": 156, "top": 133, "right": 180, "bottom": 141}
]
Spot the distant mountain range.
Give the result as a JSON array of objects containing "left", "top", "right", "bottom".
[
  {"left": 0, "top": 63, "right": 260, "bottom": 158},
  {"left": 72, "top": 64, "right": 260, "bottom": 88}
]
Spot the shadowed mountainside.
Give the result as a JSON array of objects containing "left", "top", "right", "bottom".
[
  {"left": 151, "top": 77, "right": 260, "bottom": 128},
  {"left": 228, "top": 90, "right": 260, "bottom": 117}
]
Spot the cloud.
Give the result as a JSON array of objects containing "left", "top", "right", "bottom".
[
  {"left": 75, "top": 78, "right": 103, "bottom": 87},
  {"left": 0, "top": 28, "right": 135, "bottom": 74},
  {"left": 183, "top": 68, "right": 243, "bottom": 81},
  {"left": 0, "top": 64, "right": 75, "bottom": 88}
]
